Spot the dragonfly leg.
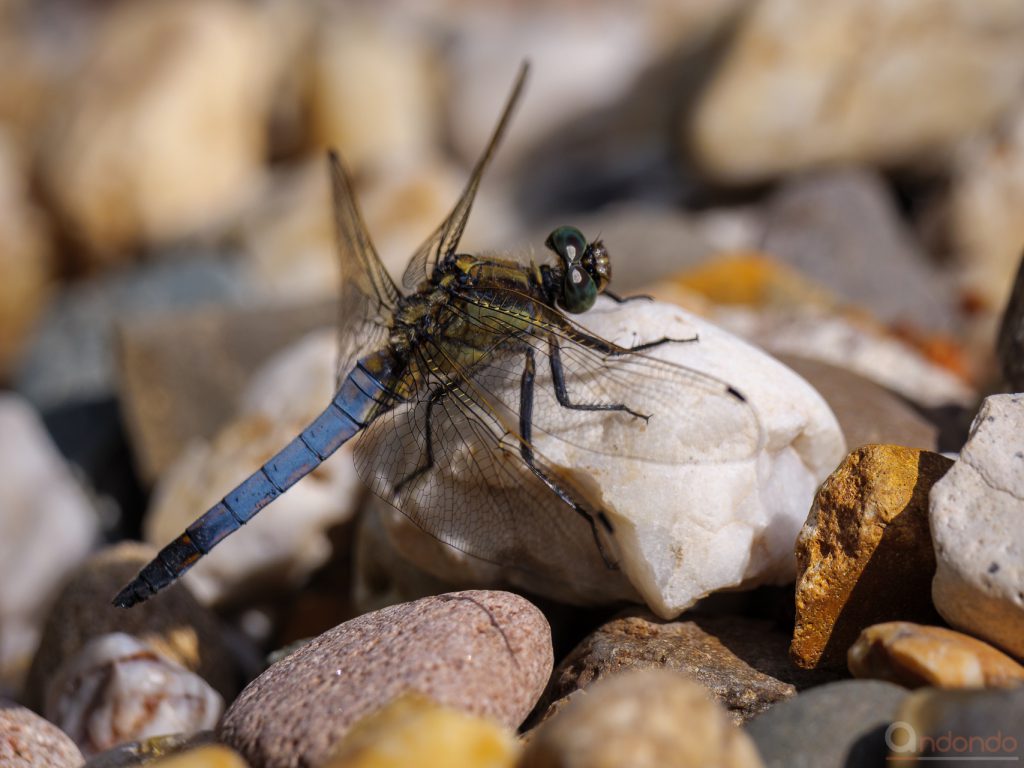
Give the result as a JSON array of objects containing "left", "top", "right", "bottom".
[
  {"left": 394, "top": 385, "right": 446, "bottom": 493},
  {"left": 564, "top": 324, "right": 697, "bottom": 356},
  {"left": 604, "top": 289, "right": 653, "bottom": 303},
  {"left": 548, "top": 335, "right": 649, "bottom": 422},
  {"left": 519, "top": 347, "right": 617, "bottom": 568}
]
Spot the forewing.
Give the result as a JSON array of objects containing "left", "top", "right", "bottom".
[
  {"left": 442, "top": 293, "right": 764, "bottom": 465},
  {"left": 329, "top": 151, "right": 401, "bottom": 386},
  {"left": 400, "top": 63, "right": 529, "bottom": 291}
]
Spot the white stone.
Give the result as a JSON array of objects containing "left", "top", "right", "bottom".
[
  {"left": 145, "top": 330, "right": 361, "bottom": 604},
  {"left": 0, "top": 395, "right": 98, "bottom": 687},
  {"left": 692, "top": 0, "right": 1024, "bottom": 182},
  {"left": 930, "top": 394, "right": 1024, "bottom": 658},
  {"left": 45, "top": 633, "right": 222, "bottom": 756},
  {"left": 374, "top": 299, "right": 846, "bottom": 618}
]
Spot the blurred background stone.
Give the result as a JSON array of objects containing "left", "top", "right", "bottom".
[
  {"left": 997, "top": 252, "right": 1024, "bottom": 391},
  {"left": 0, "top": 700, "right": 84, "bottom": 768},
  {"left": 37, "top": 0, "right": 280, "bottom": 265},
  {"left": 691, "top": 0, "right": 1024, "bottom": 182},
  {"left": 0, "top": 395, "right": 98, "bottom": 691}
]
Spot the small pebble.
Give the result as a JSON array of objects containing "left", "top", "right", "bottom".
[
  {"left": 323, "top": 694, "right": 519, "bottom": 768},
  {"left": 792, "top": 445, "right": 952, "bottom": 669},
  {"left": 82, "top": 732, "right": 215, "bottom": 768},
  {"left": 45, "top": 633, "right": 223, "bottom": 757},
  {"left": 0, "top": 700, "right": 84, "bottom": 768},
  {"left": 24, "top": 543, "right": 236, "bottom": 711},
  {"left": 930, "top": 394, "right": 1024, "bottom": 658},
  {"left": 519, "top": 668, "right": 764, "bottom": 768},
  {"left": 218, "top": 590, "right": 552, "bottom": 768},
  {"left": 743, "top": 680, "right": 908, "bottom": 768},
  {"left": 849, "top": 621, "right": 1024, "bottom": 689},
  {"left": 538, "top": 612, "right": 834, "bottom": 725}
]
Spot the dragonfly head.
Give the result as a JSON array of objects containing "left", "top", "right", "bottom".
[{"left": 545, "top": 226, "right": 611, "bottom": 314}]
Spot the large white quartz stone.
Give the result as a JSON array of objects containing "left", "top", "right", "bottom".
[
  {"left": 930, "top": 394, "right": 1024, "bottom": 658},
  {"left": 375, "top": 298, "right": 846, "bottom": 618}
]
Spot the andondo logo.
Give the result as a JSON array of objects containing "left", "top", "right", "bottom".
[{"left": 886, "top": 721, "right": 1021, "bottom": 762}]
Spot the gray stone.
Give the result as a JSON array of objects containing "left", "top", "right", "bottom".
[
  {"left": 14, "top": 255, "right": 245, "bottom": 410},
  {"left": 997, "top": 252, "right": 1024, "bottom": 391},
  {"left": 776, "top": 354, "right": 938, "bottom": 451},
  {"left": 744, "top": 680, "right": 909, "bottom": 768},
  {"left": 82, "top": 732, "right": 215, "bottom": 768},
  {"left": 218, "top": 590, "right": 552, "bottom": 768},
  {"left": 0, "top": 700, "right": 84, "bottom": 768},
  {"left": 762, "top": 170, "right": 956, "bottom": 333},
  {"left": 930, "top": 394, "right": 1024, "bottom": 658},
  {"left": 891, "top": 687, "right": 1024, "bottom": 763},
  {"left": 538, "top": 612, "right": 837, "bottom": 726}
]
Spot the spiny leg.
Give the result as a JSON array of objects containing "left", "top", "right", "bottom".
[
  {"left": 604, "top": 289, "right": 652, "bottom": 303},
  {"left": 519, "top": 347, "right": 616, "bottom": 567},
  {"left": 562, "top": 323, "right": 698, "bottom": 356},
  {"left": 548, "top": 335, "right": 649, "bottom": 422},
  {"left": 395, "top": 385, "right": 446, "bottom": 493}
]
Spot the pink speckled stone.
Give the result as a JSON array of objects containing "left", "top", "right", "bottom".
[
  {"left": 218, "top": 590, "right": 551, "bottom": 768},
  {"left": 0, "top": 701, "right": 84, "bottom": 768}
]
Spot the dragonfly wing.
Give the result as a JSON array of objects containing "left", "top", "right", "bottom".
[
  {"left": 400, "top": 63, "right": 529, "bottom": 291},
  {"left": 351, "top": 343, "right": 617, "bottom": 582},
  {"left": 443, "top": 292, "right": 764, "bottom": 465},
  {"left": 329, "top": 151, "right": 401, "bottom": 387}
]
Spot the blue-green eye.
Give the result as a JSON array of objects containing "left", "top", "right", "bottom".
[
  {"left": 562, "top": 264, "right": 597, "bottom": 314},
  {"left": 545, "top": 226, "right": 587, "bottom": 266}
]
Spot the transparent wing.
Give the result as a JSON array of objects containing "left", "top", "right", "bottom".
[
  {"left": 329, "top": 151, "right": 402, "bottom": 386},
  {"left": 352, "top": 341, "right": 618, "bottom": 582},
  {"left": 400, "top": 63, "right": 529, "bottom": 291},
  {"left": 440, "top": 291, "right": 764, "bottom": 465}
]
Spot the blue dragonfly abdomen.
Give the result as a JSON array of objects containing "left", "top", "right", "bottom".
[{"left": 113, "top": 348, "right": 402, "bottom": 608}]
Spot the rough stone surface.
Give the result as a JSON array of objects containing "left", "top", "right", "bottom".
[
  {"left": 218, "top": 591, "right": 552, "bottom": 768},
  {"left": 692, "top": 0, "right": 1024, "bottom": 182},
  {"left": 0, "top": 395, "right": 99, "bottom": 688},
  {"left": 931, "top": 394, "right": 1024, "bottom": 658},
  {"left": 743, "top": 680, "right": 908, "bottom": 768},
  {"left": 323, "top": 694, "right": 519, "bottom": 768},
  {"left": 375, "top": 298, "right": 845, "bottom": 617},
  {"left": 143, "top": 329, "right": 362, "bottom": 605},
  {"left": 24, "top": 543, "right": 236, "bottom": 712},
  {"left": 793, "top": 445, "right": 952, "bottom": 669},
  {"left": 0, "top": 701, "right": 84, "bottom": 768},
  {"left": 891, "top": 687, "right": 1024, "bottom": 762},
  {"left": 37, "top": 0, "right": 279, "bottom": 262},
  {"left": 520, "top": 669, "right": 764, "bottom": 768},
  {"left": 118, "top": 299, "right": 334, "bottom": 481},
  {"left": 762, "top": 170, "right": 956, "bottom": 333},
  {"left": 538, "top": 612, "right": 835, "bottom": 725},
  {"left": 45, "top": 634, "right": 223, "bottom": 757},
  {"left": 997, "top": 251, "right": 1024, "bottom": 391},
  {"left": 776, "top": 355, "right": 939, "bottom": 452},
  {"left": 849, "top": 622, "right": 1024, "bottom": 689}
]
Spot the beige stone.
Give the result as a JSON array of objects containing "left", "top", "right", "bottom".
[
  {"left": 849, "top": 621, "right": 1024, "bottom": 689},
  {"left": 692, "top": 0, "right": 1024, "bottom": 182},
  {"left": 324, "top": 695, "right": 519, "bottom": 768},
  {"left": 38, "top": 0, "right": 279, "bottom": 263}
]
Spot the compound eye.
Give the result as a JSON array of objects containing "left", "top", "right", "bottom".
[
  {"left": 545, "top": 226, "right": 587, "bottom": 265},
  {"left": 562, "top": 264, "right": 597, "bottom": 314}
]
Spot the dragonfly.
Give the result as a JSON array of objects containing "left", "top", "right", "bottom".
[{"left": 113, "top": 63, "right": 761, "bottom": 608}]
